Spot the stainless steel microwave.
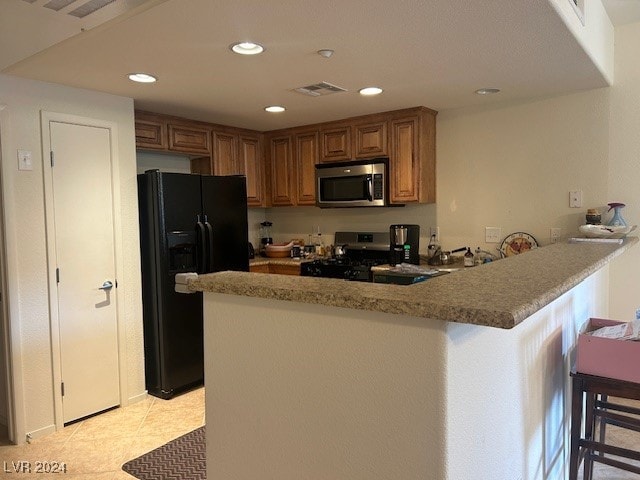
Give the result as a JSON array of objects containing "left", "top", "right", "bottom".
[{"left": 316, "top": 158, "right": 388, "bottom": 208}]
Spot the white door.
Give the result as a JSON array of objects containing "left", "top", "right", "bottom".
[{"left": 49, "top": 121, "right": 120, "bottom": 423}]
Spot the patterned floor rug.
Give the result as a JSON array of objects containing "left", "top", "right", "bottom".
[{"left": 122, "top": 426, "right": 205, "bottom": 480}]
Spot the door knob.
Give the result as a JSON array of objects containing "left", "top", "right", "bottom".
[{"left": 99, "top": 280, "right": 113, "bottom": 291}]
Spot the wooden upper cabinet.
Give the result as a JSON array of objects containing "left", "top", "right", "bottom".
[
  {"left": 354, "top": 121, "right": 387, "bottom": 158},
  {"left": 135, "top": 119, "right": 167, "bottom": 150},
  {"left": 212, "top": 131, "right": 239, "bottom": 175},
  {"left": 390, "top": 118, "right": 419, "bottom": 203},
  {"left": 135, "top": 106, "right": 436, "bottom": 207},
  {"left": 320, "top": 126, "right": 351, "bottom": 163},
  {"left": 212, "top": 131, "right": 266, "bottom": 206},
  {"left": 294, "top": 132, "right": 318, "bottom": 205},
  {"left": 389, "top": 109, "right": 436, "bottom": 204},
  {"left": 268, "top": 135, "right": 295, "bottom": 206},
  {"left": 239, "top": 135, "right": 265, "bottom": 207},
  {"left": 168, "top": 124, "right": 211, "bottom": 155}
]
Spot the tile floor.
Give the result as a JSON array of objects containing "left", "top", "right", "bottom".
[
  {"left": 0, "top": 387, "right": 204, "bottom": 479},
  {"left": 0, "top": 388, "right": 636, "bottom": 479}
]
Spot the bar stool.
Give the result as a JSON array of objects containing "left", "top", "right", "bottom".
[{"left": 569, "top": 370, "right": 640, "bottom": 479}]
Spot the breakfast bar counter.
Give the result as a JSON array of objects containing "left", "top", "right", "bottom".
[
  {"left": 191, "top": 238, "right": 636, "bottom": 480},
  {"left": 190, "top": 238, "right": 637, "bottom": 329}
]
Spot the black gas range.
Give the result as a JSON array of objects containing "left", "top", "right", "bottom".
[{"left": 300, "top": 231, "right": 390, "bottom": 282}]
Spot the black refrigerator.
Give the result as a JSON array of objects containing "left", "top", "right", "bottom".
[{"left": 137, "top": 170, "right": 249, "bottom": 399}]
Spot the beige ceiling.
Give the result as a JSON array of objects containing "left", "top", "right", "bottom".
[{"left": 0, "top": 0, "right": 633, "bottom": 131}]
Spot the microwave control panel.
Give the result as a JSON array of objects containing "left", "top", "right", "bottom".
[{"left": 373, "top": 173, "right": 384, "bottom": 200}]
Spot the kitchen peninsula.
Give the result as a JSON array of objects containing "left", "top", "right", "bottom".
[{"left": 189, "top": 238, "right": 636, "bottom": 480}]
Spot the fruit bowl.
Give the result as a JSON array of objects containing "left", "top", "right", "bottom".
[{"left": 578, "top": 224, "right": 637, "bottom": 238}]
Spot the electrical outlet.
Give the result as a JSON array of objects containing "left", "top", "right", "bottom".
[
  {"left": 569, "top": 190, "right": 583, "bottom": 208},
  {"left": 485, "top": 227, "right": 502, "bottom": 243},
  {"left": 550, "top": 228, "right": 561, "bottom": 244},
  {"left": 430, "top": 226, "right": 440, "bottom": 242}
]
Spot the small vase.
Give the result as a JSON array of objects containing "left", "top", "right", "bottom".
[{"left": 607, "top": 202, "right": 627, "bottom": 227}]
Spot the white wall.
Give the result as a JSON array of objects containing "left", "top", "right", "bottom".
[
  {"left": 446, "top": 267, "right": 609, "bottom": 479},
  {"left": 437, "top": 89, "right": 611, "bottom": 252},
  {"left": 262, "top": 204, "right": 436, "bottom": 252},
  {"left": 136, "top": 151, "right": 192, "bottom": 174},
  {"left": 547, "top": 0, "right": 614, "bottom": 83},
  {"left": 0, "top": 74, "right": 145, "bottom": 442},
  {"left": 203, "top": 266, "right": 609, "bottom": 480},
  {"left": 607, "top": 22, "right": 640, "bottom": 319}
]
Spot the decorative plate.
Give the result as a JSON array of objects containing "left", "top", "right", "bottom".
[
  {"left": 578, "top": 224, "right": 637, "bottom": 239},
  {"left": 500, "top": 232, "right": 538, "bottom": 257}
]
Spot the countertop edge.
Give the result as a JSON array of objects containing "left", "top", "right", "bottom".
[{"left": 189, "top": 237, "right": 638, "bottom": 329}]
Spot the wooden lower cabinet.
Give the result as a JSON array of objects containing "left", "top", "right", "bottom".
[
  {"left": 250, "top": 262, "right": 300, "bottom": 275},
  {"left": 269, "top": 263, "right": 301, "bottom": 275},
  {"left": 249, "top": 263, "right": 270, "bottom": 274}
]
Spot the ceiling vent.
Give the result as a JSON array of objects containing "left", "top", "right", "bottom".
[
  {"left": 69, "top": 0, "right": 116, "bottom": 18},
  {"left": 294, "top": 81, "right": 347, "bottom": 97},
  {"left": 43, "top": 0, "right": 76, "bottom": 11},
  {"left": 24, "top": 0, "right": 122, "bottom": 18}
]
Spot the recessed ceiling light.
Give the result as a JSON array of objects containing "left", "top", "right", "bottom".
[
  {"left": 359, "top": 87, "right": 383, "bottom": 96},
  {"left": 128, "top": 73, "right": 157, "bottom": 83},
  {"left": 230, "top": 42, "right": 265, "bottom": 55},
  {"left": 317, "top": 49, "right": 334, "bottom": 58},
  {"left": 475, "top": 88, "right": 500, "bottom": 95},
  {"left": 265, "top": 105, "right": 285, "bottom": 113}
]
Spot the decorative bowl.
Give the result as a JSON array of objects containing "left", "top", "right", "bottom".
[
  {"left": 265, "top": 242, "right": 293, "bottom": 257},
  {"left": 578, "top": 224, "right": 637, "bottom": 238},
  {"left": 265, "top": 241, "right": 294, "bottom": 251},
  {"left": 265, "top": 250, "right": 291, "bottom": 258}
]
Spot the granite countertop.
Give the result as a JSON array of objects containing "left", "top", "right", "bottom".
[
  {"left": 190, "top": 238, "right": 637, "bottom": 329},
  {"left": 250, "top": 257, "right": 306, "bottom": 267}
]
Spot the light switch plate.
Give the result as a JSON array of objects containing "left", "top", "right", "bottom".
[
  {"left": 18, "top": 149, "right": 32, "bottom": 171},
  {"left": 569, "top": 190, "right": 583, "bottom": 208}
]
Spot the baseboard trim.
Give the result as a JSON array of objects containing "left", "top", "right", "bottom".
[
  {"left": 128, "top": 391, "right": 148, "bottom": 405},
  {"left": 25, "top": 424, "right": 56, "bottom": 443}
]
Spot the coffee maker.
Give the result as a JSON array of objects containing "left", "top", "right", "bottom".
[
  {"left": 389, "top": 224, "right": 420, "bottom": 265},
  {"left": 259, "top": 221, "right": 273, "bottom": 257}
]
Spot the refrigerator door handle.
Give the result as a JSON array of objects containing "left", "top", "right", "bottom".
[
  {"left": 196, "top": 217, "right": 207, "bottom": 274},
  {"left": 204, "top": 219, "right": 214, "bottom": 273}
]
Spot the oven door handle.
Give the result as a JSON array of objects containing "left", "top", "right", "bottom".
[{"left": 366, "top": 175, "right": 373, "bottom": 201}]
